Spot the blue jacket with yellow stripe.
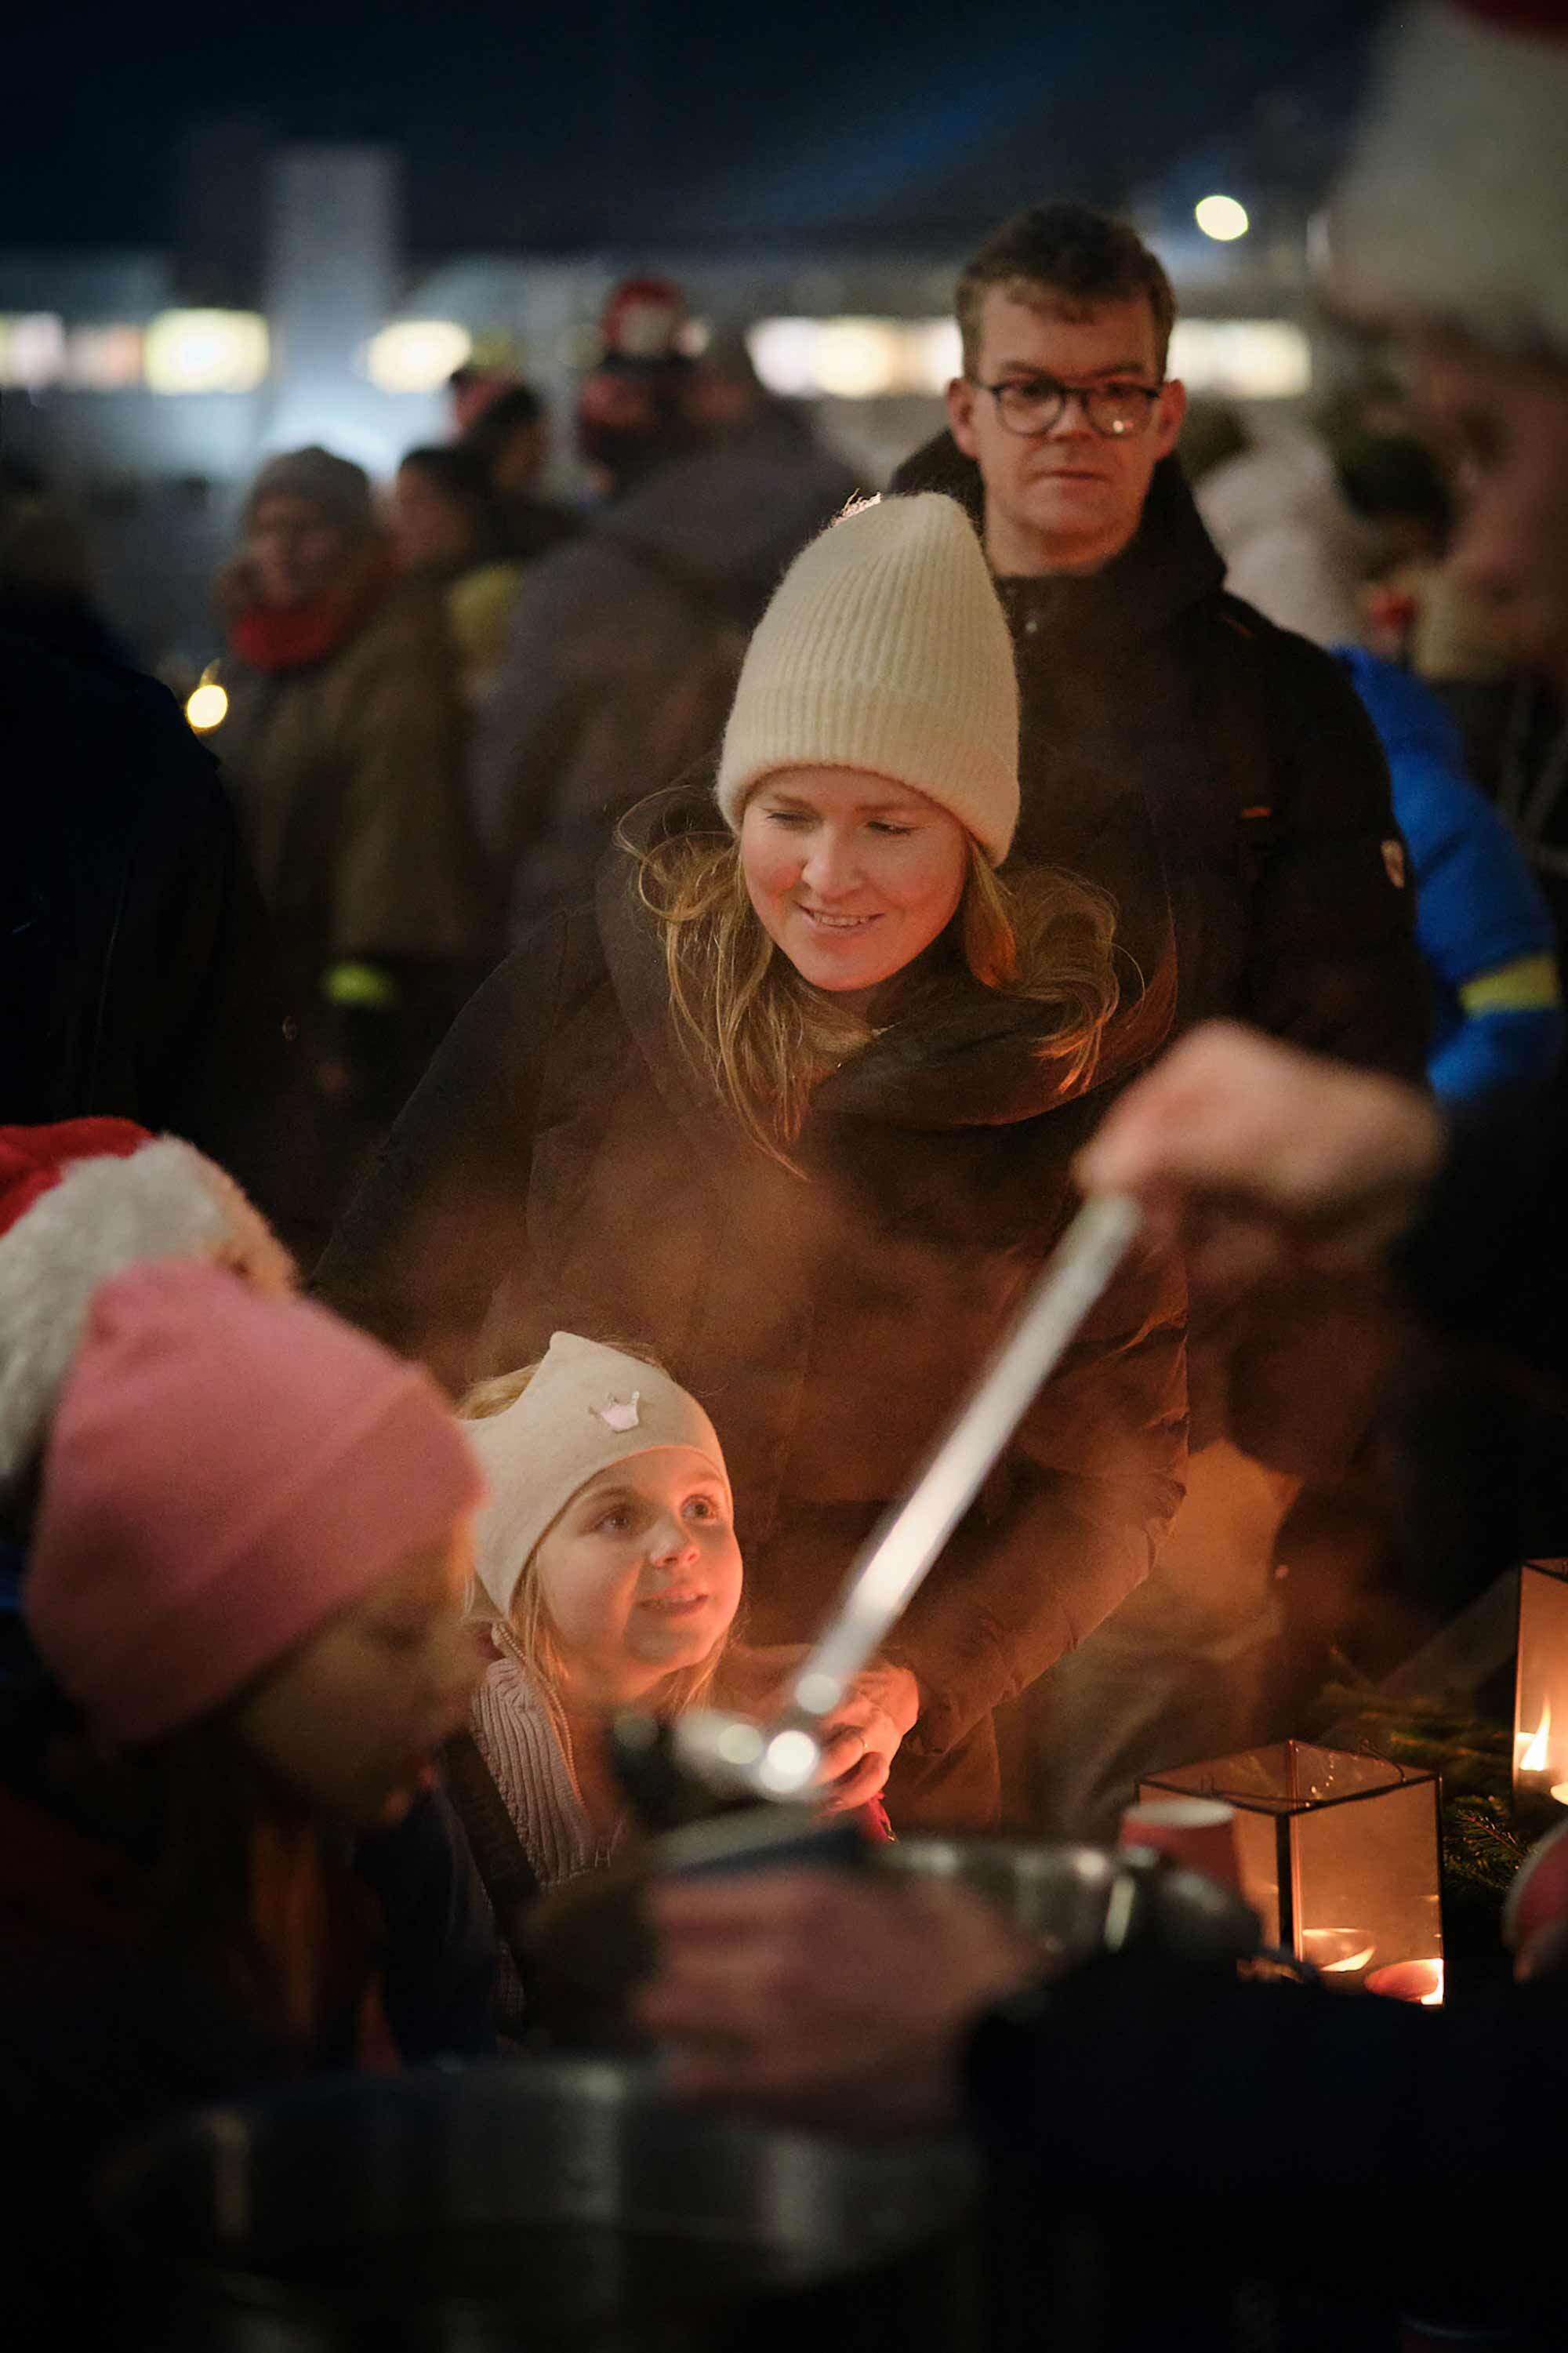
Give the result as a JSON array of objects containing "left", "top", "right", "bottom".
[{"left": 1338, "top": 646, "right": 1562, "bottom": 1104}]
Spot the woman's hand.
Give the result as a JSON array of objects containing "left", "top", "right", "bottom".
[
  {"left": 1076, "top": 1021, "right": 1446, "bottom": 1297},
  {"left": 637, "top": 1867, "right": 1038, "bottom": 2131},
  {"left": 813, "top": 1660, "right": 920, "bottom": 1814},
  {"left": 721, "top": 1645, "right": 920, "bottom": 1813}
]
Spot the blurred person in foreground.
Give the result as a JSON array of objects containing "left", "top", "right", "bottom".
[
  {"left": 640, "top": 12, "right": 1568, "bottom": 2337},
  {"left": 210, "top": 447, "right": 496, "bottom": 1229},
  {"left": 470, "top": 281, "right": 857, "bottom": 948},
  {"left": 0, "top": 1259, "right": 492, "bottom": 2331},
  {"left": 895, "top": 200, "right": 1428, "bottom": 1836},
  {"left": 390, "top": 443, "right": 528, "bottom": 698},
  {"left": 458, "top": 379, "right": 581, "bottom": 566}
]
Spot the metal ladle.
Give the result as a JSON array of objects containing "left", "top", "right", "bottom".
[{"left": 644, "top": 1192, "right": 1142, "bottom": 1810}]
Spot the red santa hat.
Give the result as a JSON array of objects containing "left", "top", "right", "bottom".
[
  {"left": 0, "top": 1120, "right": 293, "bottom": 1490},
  {"left": 1329, "top": 1, "right": 1568, "bottom": 357}
]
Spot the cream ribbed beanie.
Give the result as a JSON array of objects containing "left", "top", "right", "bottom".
[
  {"left": 463, "top": 1334, "right": 731, "bottom": 1620},
  {"left": 715, "top": 492, "right": 1020, "bottom": 865}
]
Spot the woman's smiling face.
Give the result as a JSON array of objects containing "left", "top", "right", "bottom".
[{"left": 738, "top": 767, "right": 971, "bottom": 1009}]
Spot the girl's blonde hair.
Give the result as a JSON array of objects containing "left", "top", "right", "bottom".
[
  {"left": 456, "top": 1355, "right": 731, "bottom": 1732},
  {"left": 628, "top": 814, "right": 1121, "bottom": 1163}
]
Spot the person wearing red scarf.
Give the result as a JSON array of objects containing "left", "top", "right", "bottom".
[{"left": 210, "top": 447, "right": 497, "bottom": 1233}]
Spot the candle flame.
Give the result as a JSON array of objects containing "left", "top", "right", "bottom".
[
  {"left": 1419, "top": 1961, "right": 1445, "bottom": 2006},
  {"left": 1521, "top": 1701, "right": 1552, "bottom": 1774}
]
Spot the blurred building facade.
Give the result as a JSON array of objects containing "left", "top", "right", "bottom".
[{"left": 0, "top": 135, "right": 1348, "bottom": 673}]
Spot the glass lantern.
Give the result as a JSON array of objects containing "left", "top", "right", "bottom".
[
  {"left": 1139, "top": 1741, "right": 1443, "bottom": 1995},
  {"left": 1514, "top": 1559, "right": 1568, "bottom": 1812}
]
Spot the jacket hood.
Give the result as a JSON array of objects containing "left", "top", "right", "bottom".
[
  {"left": 599, "top": 791, "right": 1168, "bottom": 1139},
  {"left": 594, "top": 419, "right": 860, "bottom": 623},
  {"left": 890, "top": 434, "right": 1225, "bottom": 647}
]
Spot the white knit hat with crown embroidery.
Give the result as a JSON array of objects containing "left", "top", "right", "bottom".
[
  {"left": 463, "top": 1333, "right": 731, "bottom": 1621},
  {"left": 715, "top": 492, "right": 1021, "bottom": 866}
]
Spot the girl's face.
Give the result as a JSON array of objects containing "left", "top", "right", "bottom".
[
  {"left": 739, "top": 767, "right": 971, "bottom": 1011},
  {"left": 534, "top": 1447, "right": 742, "bottom": 1701},
  {"left": 236, "top": 1522, "right": 480, "bottom": 1830}
]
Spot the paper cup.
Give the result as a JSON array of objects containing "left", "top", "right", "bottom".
[{"left": 1119, "top": 1796, "right": 1242, "bottom": 1893}]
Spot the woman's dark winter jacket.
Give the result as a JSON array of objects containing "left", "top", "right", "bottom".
[
  {"left": 891, "top": 440, "right": 1428, "bottom": 1077},
  {"left": 318, "top": 815, "right": 1188, "bottom": 1828}
]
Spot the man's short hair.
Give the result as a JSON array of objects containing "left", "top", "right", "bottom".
[{"left": 956, "top": 202, "right": 1177, "bottom": 377}]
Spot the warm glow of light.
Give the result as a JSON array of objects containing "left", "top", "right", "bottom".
[
  {"left": 906, "top": 317, "right": 963, "bottom": 394},
  {"left": 1196, "top": 194, "right": 1250, "bottom": 242},
  {"left": 1366, "top": 1959, "right": 1445, "bottom": 2006},
  {"left": 0, "top": 314, "right": 67, "bottom": 390},
  {"left": 1167, "top": 320, "right": 1312, "bottom": 401},
  {"left": 144, "top": 310, "right": 269, "bottom": 395},
  {"left": 812, "top": 320, "right": 902, "bottom": 399},
  {"left": 1521, "top": 1701, "right": 1552, "bottom": 1775},
  {"left": 64, "top": 325, "right": 145, "bottom": 390},
  {"left": 185, "top": 676, "right": 228, "bottom": 732},
  {"left": 364, "top": 319, "right": 472, "bottom": 394},
  {"left": 1320, "top": 1943, "right": 1376, "bottom": 1975},
  {"left": 749, "top": 316, "right": 961, "bottom": 401}
]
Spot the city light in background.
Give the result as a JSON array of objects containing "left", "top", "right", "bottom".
[
  {"left": 363, "top": 318, "right": 472, "bottom": 394},
  {"left": 1194, "top": 193, "right": 1250, "bottom": 242},
  {"left": 142, "top": 310, "right": 270, "bottom": 394},
  {"left": 183, "top": 666, "right": 229, "bottom": 732},
  {"left": 750, "top": 313, "right": 1307, "bottom": 401}
]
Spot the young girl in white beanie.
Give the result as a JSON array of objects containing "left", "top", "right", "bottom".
[
  {"left": 454, "top": 1331, "right": 892, "bottom": 1919},
  {"left": 324, "top": 492, "right": 1186, "bottom": 1831},
  {"left": 456, "top": 1332, "right": 743, "bottom": 1891}
]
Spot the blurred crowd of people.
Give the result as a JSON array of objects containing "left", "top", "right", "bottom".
[{"left": 3, "top": 0, "right": 1568, "bottom": 2340}]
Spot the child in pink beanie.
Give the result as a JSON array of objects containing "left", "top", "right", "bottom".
[{"left": 2, "top": 1257, "right": 489, "bottom": 2327}]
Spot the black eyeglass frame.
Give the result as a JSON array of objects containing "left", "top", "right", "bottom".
[{"left": 967, "top": 375, "right": 1166, "bottom": 440}]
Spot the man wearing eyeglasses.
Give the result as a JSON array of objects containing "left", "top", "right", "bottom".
[{"left": 895, "top": 203, "right": 1429, "bottom": 1839}]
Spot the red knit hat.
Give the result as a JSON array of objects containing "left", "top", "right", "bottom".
[
  {"left": 0, "top": 1122, "right": 293, "bottom": 1490},
  {"left": 25, "top": 1259, "right": 485, "bottom": 1748},
  {"left": 0, "top": 1119, "right": 150, "bottom": 1239}
]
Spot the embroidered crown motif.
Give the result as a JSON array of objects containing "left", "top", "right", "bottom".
[{"left": 594, "top": 1392, "right": 641, "bottom": 1432}]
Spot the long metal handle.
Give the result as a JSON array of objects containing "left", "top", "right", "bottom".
[{"left": 786, "top": 1192, "right": 1143, "bottom": 1730}]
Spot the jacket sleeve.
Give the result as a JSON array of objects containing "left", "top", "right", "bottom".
[
  {"left": 313, "top": 922, "right": 572, "bottom": 1396},
  {"left": 1236, "top": 621, "right": 1431, "bottom": 1084},
  {"left": 884, "top": 1246, "right": 1188, "bottom": 1757},
  {"left": 332, "top": 609, "right": 488, "bottom": 968}
]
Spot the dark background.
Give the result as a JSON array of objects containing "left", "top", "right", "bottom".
[{"left": 19, "top": 0, "right": 1382, "bottom": 254}]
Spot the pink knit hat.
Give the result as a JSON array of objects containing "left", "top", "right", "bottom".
[{"left": 25, "top": 1259, "right": 485, "bottom": 1748}]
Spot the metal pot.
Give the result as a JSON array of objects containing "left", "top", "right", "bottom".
[
  {"left": 98, "top": 2054, "right": 978, "bottom": 2353},
  {"left": 880, "top": 1835, "right": 1261, "bottom": 1977}
]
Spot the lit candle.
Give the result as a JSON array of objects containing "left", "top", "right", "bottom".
[
  {"left": 1551, "top": 1784, "right": 1568, "bottom": 1808},
  {"left": 1364, "top": 1959, "right": 1444, "bottom": 2005}
]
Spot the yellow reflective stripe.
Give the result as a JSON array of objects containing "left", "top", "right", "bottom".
[
  {"left": 322, "top": 960, "right": 401, "bottom": 1011},
  {"left": 1457, "top": 952, "right": 1562, "bottom": 1015}
]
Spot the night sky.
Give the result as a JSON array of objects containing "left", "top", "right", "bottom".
[{"left": 16, "top": 0, "right": 1382, "bottom": 255}]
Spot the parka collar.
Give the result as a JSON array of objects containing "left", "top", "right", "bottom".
[
  {"left": 598, "top": 795, "right": 1171, "bottom": 1141},
  {"left": 887, "top": 437, "right": 1226, "bottom": 652}
]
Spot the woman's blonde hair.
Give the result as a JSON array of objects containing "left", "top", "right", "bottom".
[
  {"left": 456, "top": 1356, "right": 731, "bottom": 1736},
  {"left": 629, "top": 812, "right": 1121, "bottom": 1162}
]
